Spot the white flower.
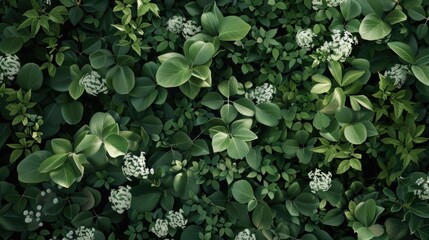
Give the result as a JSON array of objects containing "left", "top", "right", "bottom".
[
  {"left": 109, "top": 185, "right": 132, "bottom": 214},
  {"left": 151, "top": 219, "right": 169, "bottom": 238},
  {"left": 0, "top": 54, "right": 20, "bottom": 82},
  {"left": 235, "top": 229, "right": 256, "bottom": 240},
  {"left": 312, "top": 0, "right": 346, "bottom": 10},
  {"left": 414, "top": 177, "right": 429, "bottom": 200},
  {"left": 182, "top": 20, "right": 201, "bottom": 39},
  {"left": 247, "top": 83, "right": 276, "bottom": 104},
  {"left": 165, "top": 209, "right": 187, "bottom": 229},
  {"left": 296, "top": 29, "right": 316, "bottom": 50},
  {"left": 384, "top": 64, "right": 409, "bottom": 88},
  {"left": 75, "top": 226, "right": 95, "bottom": 240},
  {"left": 313, "top": 29, "right": 358, "bottom": 65},
  {"left": 167, "top": 15, "right": 186, "bottom": 34},
  {"left": 44, "top": 0, "right": 51, "bottom": 5},
  {"left": 308, "top": 168, "right": 332, "bottom": 193},
  {"left": 122, "top": 152, "right": 154, "bottom": 180},
  {"left": 79, "top": 71, "right": 108, "bottom": 96}
]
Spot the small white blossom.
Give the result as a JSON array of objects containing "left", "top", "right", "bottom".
[
  {"left": 109, "top": 185, "right": 132, "bottom": 214},
  {"left": 166, "top": 209, "right": 187, "bottom": 229},
  {"left": 296, "top": 29, "right": 316, "bottom": 50},
  {"left": 151, "top": 219, "right": 169, "bottom": 238},
  {"left": 122, "top": 152, "right": 154, "bottom": 180},
  {"left": 53, "top": 197, "right": 59, "bottom": 204},
  {"left": 414, "top": 177, "right": 429, "bottom": 200},
  {"left": 79, "top": 71, "right": 108, "bottom": 96},
  {"left": 312, "top": 0, "right": 346, "bottom": 10},
  {"left": 63, "top": 226, "right": 95, "bottom": 240},
  {"left": 166, "top": 15, "right": 186, "bottom": 34},
  {"left": 247, "top": 83, "right": 276, "bottom": 104},
  {"left": 0, "top": 54, "right": 20, "bottom": 82},
  {"left": 313, "top": 29, "right": 358, "bottom": 65},
  {"left": 235, "top": 229, "right": 256, "bottom": 240},
  {"left": 308, "top": 168, "right": 332, "bottom": 193},
  {"left": 182, "top": 20, "right": 201, "bottom": 39},
  {"left": 384, "top": 64, "right": 409, "bottom": 88}
]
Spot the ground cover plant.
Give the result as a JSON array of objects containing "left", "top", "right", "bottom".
[{"left": 1, "top": 0, "right": 429, "bottom": 239}]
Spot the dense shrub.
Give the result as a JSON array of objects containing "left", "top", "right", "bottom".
[{"left": 1, "top": 0, "right": 429, "bottom": 239}]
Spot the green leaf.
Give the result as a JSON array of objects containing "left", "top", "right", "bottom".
[
  {"left": 293, "top": 192, "right": 319, "bottom": 216},
  {"left": 328, "top": 61, "right": 342, "bottom": 86},
  {"left": 179, "top": 82, "right": 200, "bottom": 99},
  {"left": 187, "top": 41, "right": 215, "bottom": 65},
  {"left": 89, "top": 50, "right": 114, "bottom": 69},
  {"left": 212, "top": 132, "right": 230, "bottom": 152},
  {"left": 218, "top": 16, "right": 251, "bottom": 41},
  {"left": 69, "top": 79, "right": 85, "bottom": 100},
  {"left": 220, "top": 104, "right": 238, "bottom": 124},
  {"left": 344, "top": 123, "right": 367, "bottom": 145},
  {"left": 49, "top": 160, "right": 82, "bottom": 188},
  {"left": 61, "top": 101, "right": 83, "bottom": 125},
  {"left": 227, "top": 138, "right": 249, "bottom": 159},
  {"left": 342, "top": 70, "right": 365, "bottom": 86},
  {"left": 231, "top": 180, "right": 255, "bottom": 204},
  {"left": 349, "top": 95, "right": 373, "bottom": 111},
  {"left": 385, "top": 218, "right": 409, "bottom": 240},
  {"left": 313, "top": 112, "right": 331, "bottom": 130},
  {"left": 384, "top": 9, "right": 407, "bottom": 25},
  {"left": 191, "top": 65, "right": 211, "bottom": 81},
  {"left": 246, "top": 148, "right": 262, "bottom": 170},
  {"left": 340, "top": 0, "right": 362, "bottom": 21},
  {"left": 51, "top": 138, "right": 73, "bottom": 154},
  {"left": 104, "top": 134, "right": 129, "bottom": 158},
  {"left": 173, "top": 131, "right": 193, "bottom": 150},
  {"left": 387, "top": 42, "right": 415, "bottom": 64},
  {"left": 336, "top": 160, "right": 350, "bottom": 174},
  {"left": 201, "top": 12, "right": 220, "bottom": 36},
  {"left": 191, "top": 139, "right": 210, "bottom": 156},
  {"left": 359, "top": 13, "right": 391, "bottom": 41},
  {"left": 201, "top": 92, "right": 224, "bottom": 109},
  {"left": 354, "top": 199, "right": 377, "bottom": 227},
  {"left": 252, "top": 202, "right": 273, "bottom": 229},
  {"left": 412, "top": 65, "right": 429, "bottom": 86},
  {"left": 69, "top": 6, "right": 83, "bottom": 25},
  {"left": 75, "top": 134, "right": 103, "bottom": 155},
  {"left": 321, "top": 209, "right": 345, "bottom": 226},
  {"left": 0, "top": 37, "right": 23, "bottom": 54},
  {"left": 17, "top": 151, "right": 52, "bottom": 183},
  {"left": 132, "top": 191, "right": 162, "bottom": 212},
  {"left": 89, "top": 112, "right": 116, "bottom": 137},
  {"left": 16, "top": 63, "right": 43, "bottom": 90},
  {"left": 107, "top": 65, "right": 135, "bottom": 94},
  {"left": 156, "top": 57, "right": 192, "bottom": 88},
  {"left": 409, "top": 203, "right": 429, "bottom": 218},
  {"left": 335, "top": 107, "right": 353, "bottom": 124},
  {"left": 38, "top": 153, "right": 68, "bottom": 173},
  {"left": 233, "top": 98, "right": 255, "bottom": 117},
  {"left": 255, "top": 103, "right": 281, "bottom": 127},
  {"left": 218, "top": 77, "right": 238, "bottom": 98},
  {"left": 232, "top": 128, "right": 257, "bottom": 141},
  {"left": 311, "top": 74, "right": 332, "bottom": 94}
]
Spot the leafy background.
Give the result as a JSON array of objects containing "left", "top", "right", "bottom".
[{"left": 1, "top": 0, "right": 429, "bottom": 239}]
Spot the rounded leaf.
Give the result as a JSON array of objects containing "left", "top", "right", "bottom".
[
  {"left": 16, "top": 63, "right": 43, "bottom": 90},
  {"left": 359, "top": 13, "right": 391, "bottom": 41},
  {"left": 187, "top": 41, "right": 215, "bottom": 65},
  {"left": 156, "top": 57, "right": 192, "bottom": 88},
  {"left": 107, "top": 65, "right": 135, "bottom": 94},
  {"left": 231, "top": 180, "right": 255, "bottom": 204},
  {"left": 17, "top": 151, "right": 52, "bottom": 183},
  {"left": 61, "top": 101, "right": 83, "bottom": 125},
  {"left": 218, "top": 16, "right": 251, "bottom": 41},
  {"left": 344, "top": 123, "right": 367, "bottom": 145}
]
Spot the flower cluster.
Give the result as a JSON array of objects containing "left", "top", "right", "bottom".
[
  {"left": 313, "top": 29, "right": 358, "bottom": 65},
  {"left": 235, "top": 229, "right": 256, "bottom": 240},
  {"left": 247, "top": 83, "right": 276, "bottom": 104},
  {"left": 122, "top": 152, "right": 154, "bottom": 180},
  {"left": 312, "top": 0, "right": 346, "bottom": 10},
  {"left": 151, "top": 209, "right": 188, "bottom": 238},
  {"left": 151, "top": 219, "right": 169, "bottom": 238},
  {"left": 165, "top": 209, "right": 188, "bottom": 229},
  {"left": 384, "top": 64, "right": 409, "bottom": 88},
  {"left": 109, "top": 185, "right": 132, "bottom": 214},
  {"left": 79, "top": 71, "right": 108, "bottom": 96},
  {"left": 296, "top": 29, "right": 316, "bottom": 50},
  {"left": 23, "top": 205, "right": 43, "bottom": 227},
  {"left": 166, "top": 15, "right": 186, "bottom": 34},
  {"left": 0, "top": 54, "right": 20, "bottom": 82},
  {"left": 308, "top": 168, "right": 332, "bottom": 193},
  {"left": 65, "top": 226, "right": 95, "bottom": 240},
  {"left": 414, "top": 176, "right": 429, "bottom": 200},
  {"left": 166, "top": 16, "right": 201, "bottom": 39}
]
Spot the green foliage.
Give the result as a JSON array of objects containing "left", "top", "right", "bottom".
[{"left": 1, "top": 0, "right": 429, "bottom": 239}]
